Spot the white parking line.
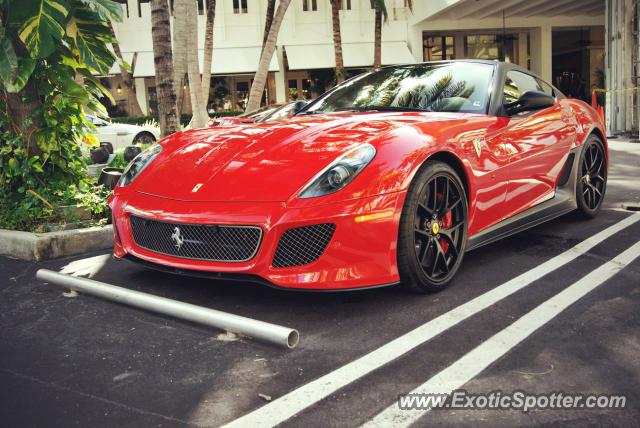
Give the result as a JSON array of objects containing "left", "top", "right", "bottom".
[
  {"left": 223, "top": 214, "right": 640, "bottom": 428},
  {"left": 364, "top": 240, "right": 640, "bottom": 427}
]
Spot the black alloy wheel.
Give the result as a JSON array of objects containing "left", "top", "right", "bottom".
[
  {"left": 575, "top": 136, "right": 607, "bottom": 218},
  {"left": 398, "top": 161, "right": 468, "bottom": 293}
]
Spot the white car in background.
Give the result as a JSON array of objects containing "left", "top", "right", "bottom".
[{"left": 86, "top": 115, "right": 159, "bottom": 150}]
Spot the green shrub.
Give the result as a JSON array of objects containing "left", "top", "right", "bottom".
[{"left": 0, "top": 0, "right": 123, "bottom": 232}]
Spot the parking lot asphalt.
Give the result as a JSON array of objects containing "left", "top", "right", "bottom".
[{"left": 1, "top": 140, "right": 639, "bottom": 428}]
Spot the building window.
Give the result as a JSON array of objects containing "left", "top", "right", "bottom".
[
  {"left": 303, "top": 0, "right": 318, "bottom": 12},
  {"left": 236, "top": 81, "right": 250, "bottom": 110},
  {"left": 233, "top": 0, "right": 248, "bottom": 14},
  {"left": 341, "top": 0, "right": 351, "bottom": 10},
  {"left": 114, "top": 0, "right": 129, "bottom": 18},
  {"left": 137, "top": 0, "right": 150, "bottom": 18},
  {"left": 197, "top": 0, "right": 204, "bottom": 15},
  {"left": 423, "top": 35, "right": 455, "bottom": 61},
  {"left": 288, "top": 79, "right": 298, "bottom": 100},
  {"left": 465, "top": 34, "right": 518, "bottom": 62},
  {"left": 301, "top": 79, "right": 313, "bottom": 99}
]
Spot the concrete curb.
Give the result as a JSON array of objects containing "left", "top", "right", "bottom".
[{"left": 0, "top": 225, "right": 113, "bottom": 261}]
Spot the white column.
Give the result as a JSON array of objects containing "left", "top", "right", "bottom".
[
  {"left": 518, "top": 32, "right": 528, "bottom": 69},
  {"left": 407, "top": 24, "right": 423, "bottom": 62},
  {"left": 134, "top": 77, "right": 148, "bottom": 115},
  {"left": 274, "top": 46, "right": 286, "bottom": 103},
  {"left": 454, "top": 34, "right": 465, "bottom": 60},
  {"left": 530, "top": 25, "right": 552, "bottom": 82}
]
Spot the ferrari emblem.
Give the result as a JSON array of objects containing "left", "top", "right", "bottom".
[
  {"left": 171, "top": 227, "right": 184, "bottom": 250},
  {"left": 472, "top": 138, "right": 483, "bottom": 158},
  {"left": 431, "top": 222, "right": 440, "bottom": 235},
  {"left": 191, "top": 183, "right": 203, "bottom": 193}
]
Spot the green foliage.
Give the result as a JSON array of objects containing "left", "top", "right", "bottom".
[{"left": 0, "top": 0, "right": 123, "bottom": 231}]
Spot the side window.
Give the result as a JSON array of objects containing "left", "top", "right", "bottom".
[
  {"left": 503, "top": 71, "right": 541, "bottom": 105},
  {"left": 536, "top": 78, "right": 555, "bottom": 97}
]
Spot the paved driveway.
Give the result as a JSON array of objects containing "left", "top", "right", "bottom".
[{"left": 1, "top": 140, "right": 639, "bottom": 427}]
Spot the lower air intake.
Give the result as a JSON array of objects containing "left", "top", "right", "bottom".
[{"left": 272, "top": 223, "right": 336, "bottom": 268}]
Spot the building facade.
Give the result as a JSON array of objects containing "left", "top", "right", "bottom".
[
  {"left": 109, "top": 0, "right": 606, "bottom": 118},
  {"left": 605, "top": 0, "right": 639, "bottom": 138}
]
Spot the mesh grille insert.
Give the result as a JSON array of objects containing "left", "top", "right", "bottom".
[
  {"left": 272, "top": 223, "right": 336, "bottom": 268},
  {"left": 129, "top": 215, "right": 262, "bottom": 262}
]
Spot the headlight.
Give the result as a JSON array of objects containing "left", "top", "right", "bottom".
[
  {"left": 118, "top": 143, "right": 162, "bottom": 186},
  {"left": 298, "top": 143, "right": 376, "bottom": 198}
]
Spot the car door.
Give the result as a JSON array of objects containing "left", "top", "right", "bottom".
[
  {"left": 498, "top": 71, "right": 576, "bottom": 219},
  {"left": 90, "top": 116, "right": 118, "bottom": 146}
]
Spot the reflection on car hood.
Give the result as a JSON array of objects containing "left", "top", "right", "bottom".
[{"left": 134, "top": 112, "right": 454, "bottom": 202}]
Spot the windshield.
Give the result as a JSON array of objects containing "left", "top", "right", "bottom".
[
  {"left": 305, "top": 62, "right": 494, "bottom": 115},
  {"left": 258, "top": 103, "right": 296, "bottom": 123},
  {"left": 239, "top": 104, "right": 280, "bottom": 118}
]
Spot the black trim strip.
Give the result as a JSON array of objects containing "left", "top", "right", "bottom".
[{"left": 122, "top": 254, "right": 398, "bottom": 293}]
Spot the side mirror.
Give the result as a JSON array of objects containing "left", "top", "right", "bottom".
[
  {"left": 291, "top": 100, "right": 310, "bottom": 115},
  {"left": 506, "top": 91, "right": 555, "bottom": 116}
]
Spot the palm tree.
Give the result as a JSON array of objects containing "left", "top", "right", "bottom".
[
  {"left": 184, "top": 0, "right": 208, "bottom": 128},
  {"left": 263, "top": 0, "right": 276, "bottom": 50},
  {"left": 370, "top": 0, "right": 387, "bottom": 68},
  {"left": 330, "top": 0, "right": 345, "bottom": 84},
  {"left": 201, "top": 0, "right": 216, "bottom": 110},
  {"left": 150, "top": 0, "right": 180, "bottom": 136},
  {"left": 370, "top": 1, "right": 412, "bottom": 68},
  {"left": 246, "top": 0, "right": 292, "bottom": 112},
  {"left": 172, "top": 0, "right": 188, "bottom": 113}
]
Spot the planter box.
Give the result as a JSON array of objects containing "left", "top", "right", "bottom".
[
  {"left": 86, "top": 154, "right": 116, "bottom": 178},
  {"left": 0, "top": 225, "right": 113, "bottom": 261}
]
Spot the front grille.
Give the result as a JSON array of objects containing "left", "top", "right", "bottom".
[
  {"left": 272, "top": 223, "right": 336, "bottom": 268},
  {"left": 129, "top": 215, "right": 262, "bottom": 262}
]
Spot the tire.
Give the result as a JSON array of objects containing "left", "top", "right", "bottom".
[
  {"left": 133, "top": 131, "right": 156, "bottom": 145},
  {"left": 398, "top": 161, "right": 469, "bottom": 293},
  {"left": 574, "top": 135, "right": 607, "bottom": 219}
]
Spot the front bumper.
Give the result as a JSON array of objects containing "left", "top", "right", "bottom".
[{"left": 110, "top": 190, "right": 405, "bottom": 290}]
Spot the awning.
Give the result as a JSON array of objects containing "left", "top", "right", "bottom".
[
  {"left": 201, "top": 46, "right": 279, "bottom": 74},
  {"left": 108, "top": 52, "right": 134, "bottom": 76},
  {"left": 133, "top": 47, "right": 279, "bottom": 78},
  {"left": 133, "top": 51, "right": 155, "bottom": 77},
  {"left": 284, "top": 41, "right": 417, "bottom": 70}
]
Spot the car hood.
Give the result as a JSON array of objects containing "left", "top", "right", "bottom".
[{"left": 133, "top": 112, "right": 455, "bottom": 202}]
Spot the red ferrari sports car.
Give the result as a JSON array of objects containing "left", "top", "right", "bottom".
[{"left": 109, "top": 60, "right": 607, "bottom": 292}]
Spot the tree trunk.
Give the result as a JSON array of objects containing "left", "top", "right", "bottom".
[
  {"left": 201, "top": 0, "right": 216, "bottom": 112},
  {"left": 172, "top": 0, "right": 188, "bottom": 114},
  {"left": 150, "top": 0, "right": 180, "bottom": 136},
  {"left": 110, "top": 23, "right": 143, "bottom": 116},
  {"left": 330, "top": 0, "right": 345, "bottom": 84},
  {"left": 262, "top": 0, "right": 276, "bottom": 51},
  {"left": 246, "top": 0, "right": 291, "bottom": 112},
  {"left": 373, "top": 7, "right": 382, "bottom": 68},
  {"left": 4, "top": 37, "right": 42, "bottom": 156},
  {"left": 185, "top": 0, "right": 208, "bottom": 128}
]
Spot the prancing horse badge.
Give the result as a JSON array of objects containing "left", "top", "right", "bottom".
[{"left": 472, "top": 138, "right": 483, "bottom": 158}]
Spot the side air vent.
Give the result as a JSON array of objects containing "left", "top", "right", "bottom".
[
  {"left": 557, "top": 153, "right": 576, "bottom": 187},
  {"left": 272, "top": 224, "right": 336, "bottom": 268}
]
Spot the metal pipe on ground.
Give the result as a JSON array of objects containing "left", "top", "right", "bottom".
[{"left": 36, "top": 269, "right": 299, "bottom": 349}]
